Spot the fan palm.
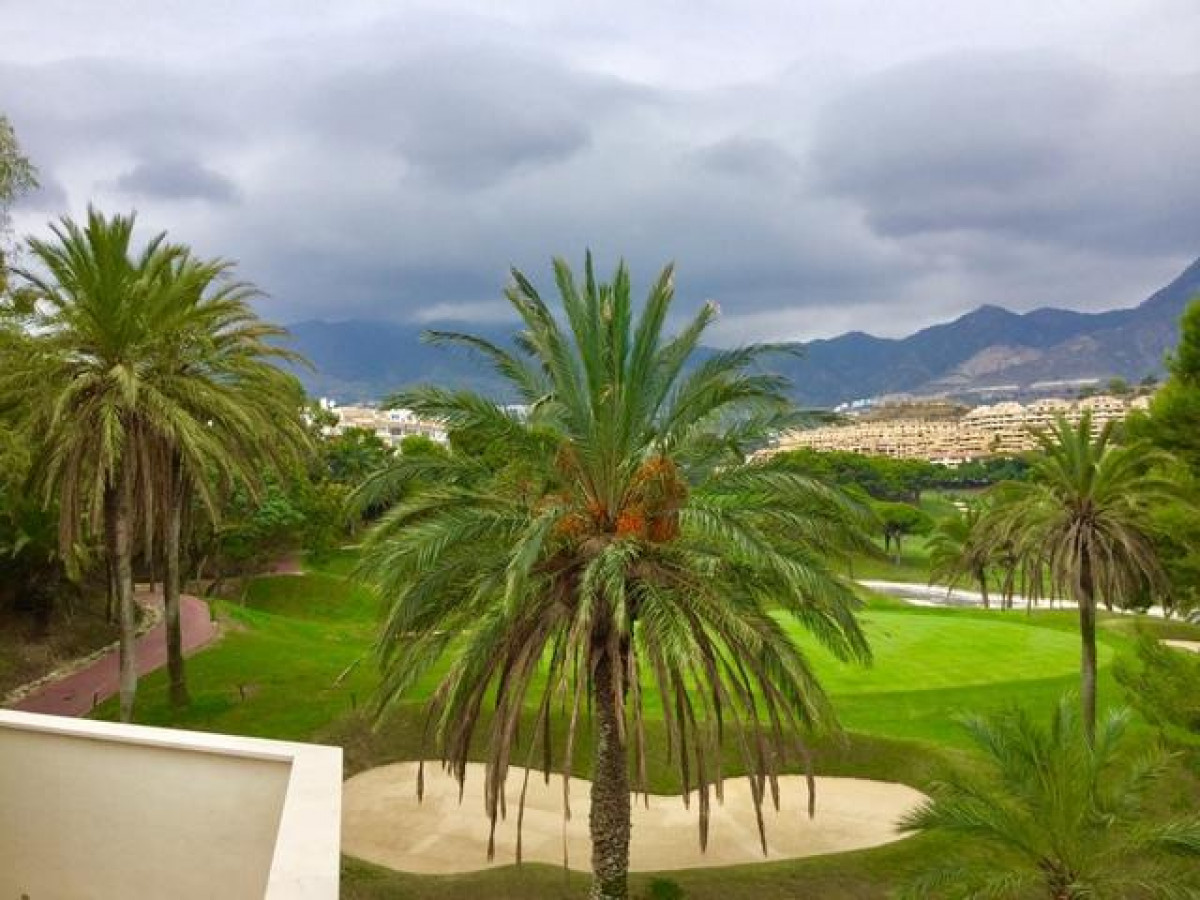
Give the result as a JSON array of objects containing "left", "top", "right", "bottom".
[
  {"left": 357, "top": 255, "right": 873, "bottom": 900},
  {"left": 981, "top": 415, "right": 1179, "bottom": 740},
  {"left": 899, "top": 697, "right": 1200, "bottom": 899}
]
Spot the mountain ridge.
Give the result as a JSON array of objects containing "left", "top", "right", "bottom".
[{"left": 285, "top": 256, "right": 1200, "bottom": 408}]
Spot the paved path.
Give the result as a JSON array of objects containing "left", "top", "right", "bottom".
[
  {"left": 859, "top": 579, "right": 1172, "bottom": 619},
  {"left": 267, "top": 552, "right": 305, "bottom": 576},
  {"left": 11, "top": 592, "right": 218, "bottom": 717}
]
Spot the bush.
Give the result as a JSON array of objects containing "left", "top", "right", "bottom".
[{"left": 1113, "top": 633, "right": 1200, "bottom": 733}]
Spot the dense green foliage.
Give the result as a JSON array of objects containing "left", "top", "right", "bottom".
[
  {"left": 1114, "top": 635, "right": 1200, "bottom": 735},
  {"left": 1139, "top": 298, "right": 1200, "bottom": 471},
  {"left": 1131, "top": 297, "right": 1200, "bottom": 617},
  {"left": 0, "top": 425, "right": 78, "bottom": 629},
  {"left": 769, "top": 447, "right": 1028, "bottom": 501},
  {"left": 768, "top": 448, "right": 938, "bottom": 501},
  {"left": 901, "top": 698, "right": 1200, "bottom": 898}
]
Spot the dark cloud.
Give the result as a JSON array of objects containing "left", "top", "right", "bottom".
[
  {"left": 811, "top": 54, "right": 1200, "bottom": 256},
  {"left": 694, "top": 137, "right": 799, "bottom": 182},
  {"left": 3, "top": 4, "right": 1198, "bottom": 342},
  {"left": 114, "top": 158, "right": 240, "bottom": 203},
  {"left": 306, "top": 49, "right": 630, "bottom": 187}
]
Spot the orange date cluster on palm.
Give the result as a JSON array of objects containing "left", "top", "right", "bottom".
[{"left": 552, "top": 455, "right": 688, "bottom": 544}]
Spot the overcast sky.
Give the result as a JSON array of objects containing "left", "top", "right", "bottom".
[{"left": 3, "top": 1, "right": 1198, "bottom": 342}]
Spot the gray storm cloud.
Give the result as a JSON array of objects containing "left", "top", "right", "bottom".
[
  {"left": 115, "top": 158, "right": 240, "bottom": 203},
  {"left": 2, "top": 1, "right": 1197, "bottom": 341}
]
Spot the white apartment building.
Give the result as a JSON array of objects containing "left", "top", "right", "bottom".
[
  {"left": 322, "top": 402, "right": 448, "bottom": 448},
  {"left": 772, "top": 394, "right": 1149, "bottom": 462}
]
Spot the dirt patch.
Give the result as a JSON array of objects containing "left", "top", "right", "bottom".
[{"left": 0, "top": 599, "right": 118, "bottom": 697}]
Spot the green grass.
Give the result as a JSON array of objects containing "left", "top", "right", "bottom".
[
  {"left": 94, "top": 550, "right": 1200, "bottom": 899},
  {"left": 110, "top": 572, "right": 1128, "bottom": 750},
  {"left": 795, "top": 610, "right": 1105, "bottom": 694},
  {"left": 96, "top": 573, "right": 379, "bottom": 740}
]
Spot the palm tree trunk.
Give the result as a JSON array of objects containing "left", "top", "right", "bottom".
[
  {"left": 590, "top": 651, "right": 630, "bottom": 900},
  {"left": 1079, "top": 552, "right": 1098, "bottom": 744},
  {"left": 105, "top": 467, "right": 138, "bottom": 723},
  {"left": 105, "top": 557, "right": 117, "bottom": 624},
  {"left": 164, "top": 455, "right": 189, "bottom": 707},
  {"left": 977, "top": 569, "right": 990, "bottom": 610}
]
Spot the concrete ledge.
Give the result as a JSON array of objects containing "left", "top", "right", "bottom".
[{"left": 0, "top": 710, "right": 342, "bottom": 899}]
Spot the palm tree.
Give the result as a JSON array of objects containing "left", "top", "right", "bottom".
[
  {"left": 143, "top": 251, "right": 309, "bottom": 706},
  {"left": 357, "top": 255, "right": 873, "bottom": 900},
  {"left": 0, "top": 210, "right": 185, "bottom": 720},
  {"left": 981, "top": 415, "right": 1178, "bottom": 740},
  {"left": 900, "top": 697, "right": 1200, "bottom": 899},
  {"left": 927, "top": 502, "right": 994, "bottom": 608},
  {"left": 1, "top": 208, "right": 310, "bottom": 717}
]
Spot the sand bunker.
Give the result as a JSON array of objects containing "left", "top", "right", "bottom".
[
  {"left": 1163, "top": 639, "right": 1200, "bottom": 654},
  {"left": 342, "top": 761, "right": 926, "bottom": 874}
]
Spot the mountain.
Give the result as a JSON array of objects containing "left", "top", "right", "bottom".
[
  {"left": 282, "top": 320, "right": 521, "bottom": 401},
  {"left": 285, "top": 256, "right": 1200, "bottom": 408}
]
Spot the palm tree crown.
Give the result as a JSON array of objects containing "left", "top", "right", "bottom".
[
  {"left": 357, "top": 255, "right": 873, "bottom": 900},
  {"left": 927, "top": 501, "right": 995, "bottom": 607}
]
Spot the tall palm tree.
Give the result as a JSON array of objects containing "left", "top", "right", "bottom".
[
  {"left": 982, "top": 415, "right": 1178, "bottom": 740},
  {"left": 357, "top": 255, "right": 873, "bottom": 900},
  {"left": 142, "top": 251, "right": 309, "bottom": 706},
  {"left": 0, "top": 209, "right": 181, "bottom": 720},
  {"left": 899, "top": 697, "right": 1200, "bottom": 899},
  {"left": 1, "top": 208, "right": 310, "bottom": 717}
]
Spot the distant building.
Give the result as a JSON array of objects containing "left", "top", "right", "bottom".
[
  {"left": 321, "top": 401, "right": 448, "bottom": 448},
  {"left": 768, "top": 394, "right": 1149, "bottom": 463}
]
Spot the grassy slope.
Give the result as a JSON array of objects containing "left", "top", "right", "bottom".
[{"left": 98, "top": 552, "right": 1200, "bottom": 899}]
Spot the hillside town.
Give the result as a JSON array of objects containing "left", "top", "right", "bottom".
[
  {"left": 770, "top": 394, "right": 1151, "bottom": 464},
  {"left": 318, "top": 400, "right": 449, "bottom": 448}
]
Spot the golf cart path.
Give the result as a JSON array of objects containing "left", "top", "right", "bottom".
[
  {"left": 859, "top": 579, "right": 1172, "bottom": 618},
  {"left": 343, "top": 761, "right": 926, "bottom": 874},
  {"left": 8, "top": 591, "right": 217, "bottom": 717}
]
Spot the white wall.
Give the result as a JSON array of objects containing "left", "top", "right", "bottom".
[{"left": 0, "top": 712, "right": 341, "bottom": 899}]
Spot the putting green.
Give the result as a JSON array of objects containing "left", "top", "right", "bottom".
[{"left": 787, "top": 611, "right": 1106, "bottom": 695}]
